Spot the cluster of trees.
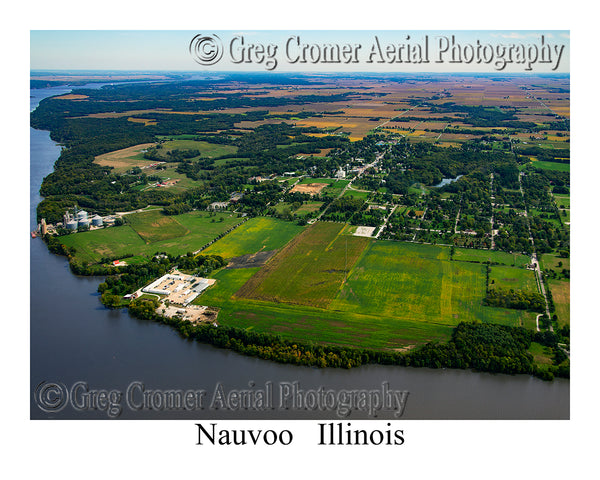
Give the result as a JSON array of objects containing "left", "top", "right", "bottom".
[
  {"left": 484, "top": 288, "right": 545, "bottom": 312},
  {"left": 321, "top": 197, "right": 366, "bottom": 223}
]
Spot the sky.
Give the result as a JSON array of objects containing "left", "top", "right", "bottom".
[{"left": 30, "top": 30, "right": 570, "bottom": 73}]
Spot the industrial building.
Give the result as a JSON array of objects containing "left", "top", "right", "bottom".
[{"left": 141, "top": 271, "right": 215, "bottom": 306}]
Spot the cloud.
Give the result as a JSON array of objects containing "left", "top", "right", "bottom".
[{"left": 490, "top": 32, "right": 546, "bottom": 40}]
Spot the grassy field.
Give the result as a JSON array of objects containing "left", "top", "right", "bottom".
[
  {"left": 554, "top": 194, "right": 570, "bottom": 209},
  {"left": 160, "top": 139, "right": 238, "bottom": 158},
  {"left": 236, "top": 222, "right": 371, "bottom": 308},
  {"left": 298, "top": 177, "right": 335, "bottom": 185},
  {"left": 489, "top": 265, "right": 539, "bottom": 293},
  {"left": 331, "top": 241, "right": 527, "bottom": 327},
  {"left": 126, "top": 210, "right": 189, "bottom": 243},
  {"left": 549, "top": 279, "right": 570, "bottom": 327},
  {"left": 452, "top": 247, "right": 530, "bottom": 267},
  {"left": 202, "top": 217, "right": 305, "bottom": 259},
  {"left": 295, "top": 201, "right": 324, "bottom": 215},
  {"left": 197, "top": 266, "right": 454, "bottom": 349},
  {"left": 527, "top": 342, "right": 554, "bottom": 366},
  {"left": 532, "top": 160, "right": 570, "bottom": 172},
  {"left": 343, "top": 189, "right": 371, "bottom": 200},
  {"left": 540, "top": 253, "right": 570, "bottom": 272},
  {"left": 59, "top": 225, "right": 147, "bottom": 264},
  {"left": 59, "top": 210, "right": 242, "bottom": 263}
]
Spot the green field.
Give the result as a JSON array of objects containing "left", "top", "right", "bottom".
[
  {"left": 59, "top": 210, "right": 242, "bottom": 263},
  {"left": 342, "top": 189, "right": 371, "bottom": 200},
  {"left": 237, "top": 222, "right": 371, "bottom": 308},
  {"left": 554, "top": 194, "right": 570, "bottom": 209},
  {"left": 202, "top": 217, "right": 305, "bottom": 259},
  {"left": 59, "top": 225, "right": 147, "bottom": 264},
  {"left": 145, "top": 165, "right": 205, "bottom": 192},
  {"left": 540, "top": 253, "right": 570, "bottom": 272},
  {"left": 197, "top": 266, "right": 453, "bottom": 349},
  {"left": 299, "top": 177, "right": 335, "bottom": 185},
  {"left": 452, "top": 247, "right": 530, "bottom": 267},
  {"left": 532, "top": 160, "right": 570, "bottom": 172},
  {"left": 489, "top": 265, "right": 539, "bottom": 293},
  {"left": 195, "top": 235, "right": 533, "bottom": 350},
  {"left": 126, "top": 210, "right": 189, "bottom": 243},
  {"left": 331, "top": 241, "right": 527, "bottom": 327},
  {"left": 160, "top": 139, "right": 238, "bottom": 158}
]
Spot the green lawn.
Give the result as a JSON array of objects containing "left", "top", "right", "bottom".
[
  {"left": 540, "top": 253, "right": 570, "bottom": 272},
  {"left": 299, "top": 177, "right": 335, "bottom": 185},
  {"left": 553, "top": 194, "right": 570, "bottom": 209}
]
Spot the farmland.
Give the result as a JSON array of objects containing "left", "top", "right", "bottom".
[
  {"left": 59, "top": 210, "right": 242, "bottom": 264},
  {"left": 202, "top": 217, "right": 305, "bottom": 259},
  {"left": 236, "top": 222, "right": 371, "bottom": 308},
  {"left": 195, "top": 229, "right": 535, "bottom": 349},
  {"left": 331, "top": 241, "right": 528, "bottom": 327}
]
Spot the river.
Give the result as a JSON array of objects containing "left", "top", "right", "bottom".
[{"left": 30, "top": 84, "right": 569, "bottom": 420}]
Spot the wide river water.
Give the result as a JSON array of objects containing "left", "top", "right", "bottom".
[{"left": 30, "top": 84, "right": 569, "bottom": 420}]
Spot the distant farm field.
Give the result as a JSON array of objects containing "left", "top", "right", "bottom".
[
  {"left": 160, "top": 139, "right": 238, "bottom": 158},
  {"left": 202, "top": 217, "right": 305, "bottom": 259},
  {"left": 94, "top": 143, "right": 157, "bottom": 171},
  {"left": 236, "top": 222, "right": 371, "bottom": 308}
]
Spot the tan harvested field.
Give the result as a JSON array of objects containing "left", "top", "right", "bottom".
[
  {"left": 550, "top": 280, "right": 570, "bottom": 327},
  {"left": 128, "top": 117, "right": 157, "bottom": 126},
  {"left": 73, "top": 109, "right": 173, "bottom": 119},
  {"left": 94, "top": 143, "right": 156, "bottom": 170},
  {"left": 290, "top": 183, "right": 329, "bottom": 195},
  {"left": 53, "top": 94, "right": 89, "bottom": 100}
]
